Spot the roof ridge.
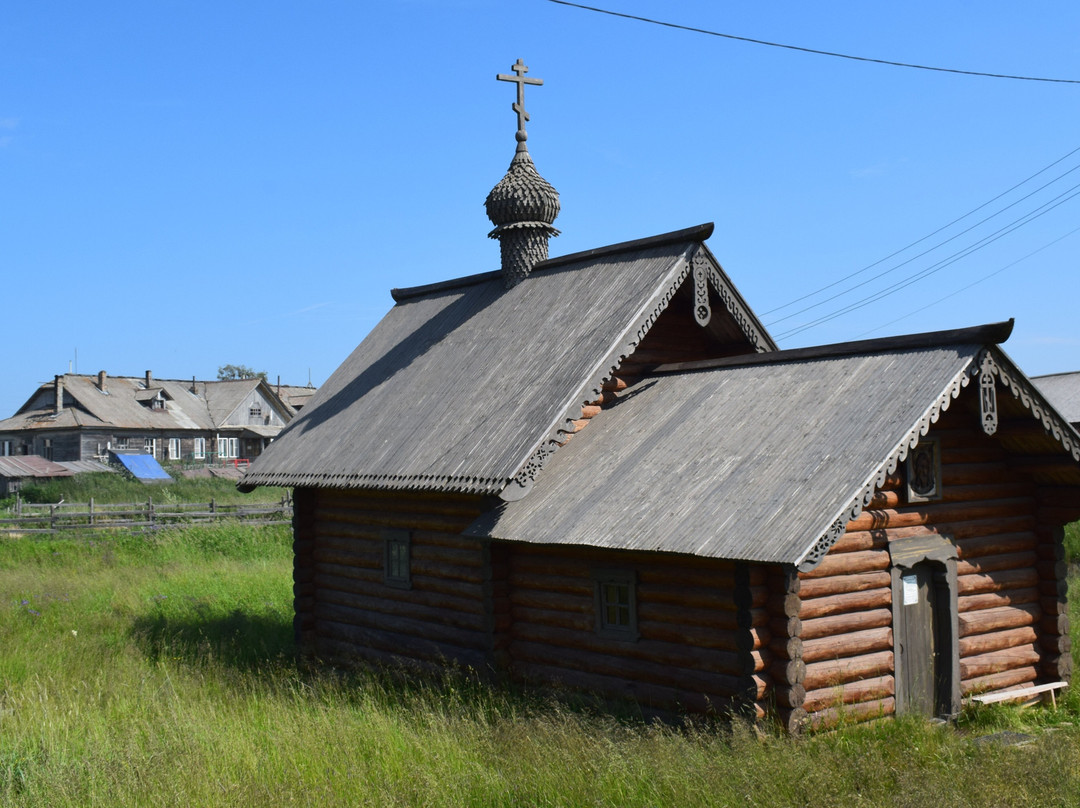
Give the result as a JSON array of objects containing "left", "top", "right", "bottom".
[
  {"left": 651, "top": 319, "right": 1015, "bottom": 375},
  {"left": 390, "top": 223, "right": 716, "bottom": 303}
]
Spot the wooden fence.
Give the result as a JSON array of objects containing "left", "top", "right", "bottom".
[{"left": 0, "top": 494, "right": 293, "bottom": 535}]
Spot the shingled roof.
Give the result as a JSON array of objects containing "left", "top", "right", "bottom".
[
  {"left": 1033, "top": 370, "right": 1080, "bottom": 426},
  {"left": 466, "top": 321, "right": 1080, "bottom": 570},
  {"left": 240, "top": 224, "right": 775, "bottom": 495}
]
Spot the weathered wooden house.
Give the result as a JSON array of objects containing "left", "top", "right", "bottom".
[
  {"left": 0, "top": 371, "right": 296, "bottom": 465},
  {"left": 241, "top": 63, "right": 1078, "bottom": 729}
]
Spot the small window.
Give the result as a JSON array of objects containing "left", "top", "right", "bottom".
[
  {"left": 249, "top": 404, "right": 262, "bottom": 419},
  {"left": 144, "top": 438, "right": 157, "bottom": 457},
  {"left": 906, "top": 437, "right": 941, "bottom": 503},
  {"left": 42, "top": 438, "right": 53, "bottom": 461},
  {"left": 168, "top": 438, "right": 181, "bottom": 460},
  {"left": 193, "top": 437, "right": 206, "bottom": 459},
  {"left": 116, "top": 437, "right": 129, "bottom": 450},
  {"left": 593, "top": 569, "right": 638, "bottom": 640},
  {"left": 383, "top": 528, "right": 411, "bottom": 588}
]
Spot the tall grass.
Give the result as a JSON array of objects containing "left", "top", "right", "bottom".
[
  {"left": 1, "top": 523, "right": 1079, "bottom": 807},
  {"left": 3, "top": 472, "right": 282, "bottom": 509}
]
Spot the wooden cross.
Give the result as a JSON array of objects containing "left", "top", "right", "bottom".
[{"left": 497, "top": 59, "right": 543, "bottom": 136}]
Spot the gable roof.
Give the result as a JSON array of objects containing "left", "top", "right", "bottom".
[
  {"left": 1032, "top": 370, "right": 1080, "bottom": 425},
  {"left": 465, "top": 321, "right": 1080, "bottom": 571},
  {"left": 0, "top": 375, "right": 295, "bottom": 435},
  {"left": 241, "top": 224, "right": 775, "bottom": 495}
]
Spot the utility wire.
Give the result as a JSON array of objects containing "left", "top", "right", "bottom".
[
  {"left": 774, "top": 184, "right": 1080, "bottom": 339},
  {"left": 851, "top": 224, "right": 1080, "bottom": 339},
  {"left": 548, "top": 0, "right": 1080, "bottom": 84},
  {"left": 761, "top": 144, "right": 1080, "bottom": 317},
  {"left": 764, "top": 158, "right": 1080, "bottom": 327}
]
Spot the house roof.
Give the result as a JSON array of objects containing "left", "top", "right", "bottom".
[
  {"left": 465, "top": 322, "right": 1080, "bottom": 570},
  {"left": 0, "top": 375, "right": 294, "bottom": 435},
  {"left": 0, "top": 455, "right": 73, "bottom": 480},
  {"left": 241, "top": 224, "right": 775, "bottom": 495},
  {"left": 1032, "top": 370, "right": 1080, "bottom": 425}
]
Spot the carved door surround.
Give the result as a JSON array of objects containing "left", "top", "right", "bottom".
[{"left": 888, "top": 530, "right": 960, "bottom": 718}]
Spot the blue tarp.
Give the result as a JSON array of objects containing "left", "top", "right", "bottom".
[{"left": 111, "top": 452, "right": 173, "bottom": 483}]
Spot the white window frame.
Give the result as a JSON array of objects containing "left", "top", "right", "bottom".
[
  {"left": 115, "top": 437, "right": 129, "bottom": 450},
  {"left": 193, "top": 437, "right": 206, "bottom": 460},
  {"left": 168, "top": 438, "right": 181, "bottom": 460},
  {"left": 144, "top": 438, "right": 157, "bottom": 457},
  {"left": 217, "top": 436, "right": 239, "bottom": 459}
]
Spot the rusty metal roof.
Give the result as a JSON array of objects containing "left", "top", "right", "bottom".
[{"left": 0, "top": 455, "right": 73, "bottom": 479}]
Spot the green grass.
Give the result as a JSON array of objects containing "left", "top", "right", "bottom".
[
  {"left": 2, "top": 472, "right": 283, "bottom": 510},
  {"left": 1, "top": 523, "right": 1079, "bottom": 807}
]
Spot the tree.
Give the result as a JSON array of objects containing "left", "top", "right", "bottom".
[{"left": 217, "top": 364, "right": 267, "bottom": 381}]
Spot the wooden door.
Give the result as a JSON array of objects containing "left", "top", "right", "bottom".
[{"left": 897, "top": 562, "right": 937, "bottom": 716}]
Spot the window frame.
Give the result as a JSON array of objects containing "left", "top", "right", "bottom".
[
  {"left": 593, "top": 568, "right": 639, "bottom": 640},
  {"left": 168, "top": 437, "right": 181, "bottom": 460},
  {"left": 193, "top": 437, "right": 206, "bottom": 459},
  {"left": 382, "top": 528, "right": 412, "bottom": 589}
]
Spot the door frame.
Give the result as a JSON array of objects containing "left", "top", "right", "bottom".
[{"left": 888, "top": 531, "right": 960, "bottom": 717}]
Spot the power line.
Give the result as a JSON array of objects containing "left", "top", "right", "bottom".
[
  {"left": 764, "top": 156, "right": 1080, "bottom": 327},
  {"left": 850, "top": 224, "right": 1080, "bottom": 339},
  {"left": 547, "top": 0, "right": 1080, "bottom": 84},
  {"left": 761, "top": 144, "right": 1080, "bottom": 318},
  {"left": 774, "top": 184, "right": 1080, "bottom": 340}
]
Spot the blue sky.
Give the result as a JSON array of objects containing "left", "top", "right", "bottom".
[{"left": 3, "top": 1, "right": 1078, "bottom": 417}]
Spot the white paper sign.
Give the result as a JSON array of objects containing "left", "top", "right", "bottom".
[{"left": 902, "top": 574, "right": 918, "bottom": 606}]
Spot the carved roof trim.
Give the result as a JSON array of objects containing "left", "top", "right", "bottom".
[{"left": 796, "top": 341, "right": 1080, "bottom": 571}]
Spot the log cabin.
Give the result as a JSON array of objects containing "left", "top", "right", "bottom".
[{"left": 240, "top": 62, "right": 1079, "bottom": 730}]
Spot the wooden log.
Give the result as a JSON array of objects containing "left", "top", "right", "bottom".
[
  {"left": 803, "top": 675, "right": 895, "bottom": 713},
  {"left": 801, "top": 608, "right": 891, "bottom": 641},
  {"left": 1040, "top": 612, "right": 1070, "bottom": 635},
  {"left": 959, "top": 645, "right": 1041, "bottom": 680},
  {"left": 1040, "top": 634, "right": 1071, "bottom": 655},
  {"left": 959, "top": 626, "right": 1037, "bottom": 657},
  {"left": 774, "top": 684, "right": 806, "bottom": 709},
  {"left": 940, "top": 461, "right": 1010, "bottom": 487},
  {"left": 827, "top": 530, "right": 888, "bottom": 554},
  {"left": 1043, "top": 654, "right": 1073, "bottom": 681},
  {"left": 1041, "top": 595, "right": 1068, "bottom": 616},
  {"left": 957, "top": 603, "right": 1040, "bottom": 638},
  {"left": 845, "top": 498, "right": 1033, "bottom": 533},
  {"left": 955, "top": 531, "right": 1038, "bottom": 559},
  {"left": 957, "top": 588, "right": 1040, "bottom": 613},
  {"left": 1037, "top": 559, "right": 1067, "bottom": 581},
  {"left": 956, "top": 550, "right": 1038, "bottom": 576},
  {"left": 801, "top": 628, "right": 893, "bottom": 666},
  {"left": 803, "top": 651, "right": 894, "bottom": 691},
  {"left": 509, "top": 621, "right": 749, "bottom": 677},
  {"left": 739, "top": 626, "right": 770, "bottom": 652},
  {"left": 961, "top": 665, "right": 1039, "bottom": 696},
  {"left": 775, "top": 708, "right": 809, "bottom": 734},
  {"left": 508, "top": 639, "right": 756, "bottom": 698},
  {"left": 510, "top": 658, "right": 753, "bottom": 716},
  {"left": 957, "top": 568, "right": 1038, "bottom": 596},
  {"left": 809, "top": 698, "right": 896, "bottom": 729},
  {"left": 769, "top": 659, "right": 806, "bottom": 686},
  {"left": 797, "top": 570, "right": 890, "bottom": 599},
  {"left": 314, "top": 602, "right": 488, "bottom": 652},
  {"left": 315, "top": 573, "right": 486, "bottom": 619},
  {"left": 769, "top": 616, "right": 801, "bottom": 638},
  {"left": 799, "top": 588, "right": 891, "bottom": 620},
  {"left": 800, "top": 550, "right": 890, "bottom": 579},
  {"left": 769, "top": 636, "right": 802, "bottom": 661}
]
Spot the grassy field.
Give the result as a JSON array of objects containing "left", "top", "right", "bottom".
[
  {"left": 2, "top": 472, "right": 284, "bottom": 510},
  {"left": 0, "top": 521, "right": 1078, "bottom": 806}
]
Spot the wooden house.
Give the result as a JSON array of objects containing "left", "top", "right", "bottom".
[
  {"left": 0, "top": 371, "right": 297, "bottom": 465},
  {"left": 240, "top": 65, "right": 1078, "bottom": 729}
]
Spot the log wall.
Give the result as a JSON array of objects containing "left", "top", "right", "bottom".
[
  {"left": 500, "top": 543, "right": 760, "bottom": 716},
  {"left": 791, "top": 400, "right": 1071, "bottom": 726},
  {"left": 298, "top": 488, "right": 492, "bottom": 670}
]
